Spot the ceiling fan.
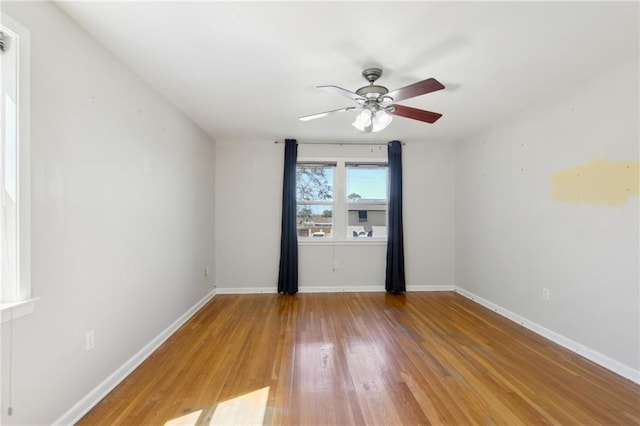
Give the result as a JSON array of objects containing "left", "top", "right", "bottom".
[{"left": 299, "top": 67, "right": 445, "bottom": 133}]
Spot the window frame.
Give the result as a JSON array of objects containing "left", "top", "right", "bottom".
[
  {"left": 296, "top": 157, "right": 388, "bottom": 243},
  {"left": 1, "top": 15, "right": 34, "bottom": 322},
  {"left": 295, "top": 162, "right": 336, "bottom": 239}
]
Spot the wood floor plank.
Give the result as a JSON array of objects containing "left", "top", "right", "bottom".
[{"left": 78, "top": 292, "right": 640, "bottom": 425}]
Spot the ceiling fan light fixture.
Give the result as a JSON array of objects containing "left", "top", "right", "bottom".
[
  {"left": 379, "top": 95, "right": 394, "bottom": 106},
  {"left": 371, "top": 110, "right": 393, "bottom": 132},
  {"left": 352, "top": 109, "right": 373, "bottom": 132},
  {"left": 301, "top": 68, "right": 444, "bottom": 130}
]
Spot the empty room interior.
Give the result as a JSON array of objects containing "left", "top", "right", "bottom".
[{"left": 1, "top": 1, "right": 639, "bottom": 425}]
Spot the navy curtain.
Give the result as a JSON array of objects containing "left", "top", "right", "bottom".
[
  {"left": 277, "top": 139, "right": 298, "bottom": 294},
  {"left": 385, "top": 140, "right": 406, "bottom": 293}
]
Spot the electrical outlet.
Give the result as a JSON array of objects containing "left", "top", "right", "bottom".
[
  {"left": 542, "top": 288, "right": 550, "bottom": 300},
  {"left": 205, "top": 266, "right": 210, "bottom": 277},
  {"left": 333, "top": 261, "right": 338, "bottom": 271},
  {"left": 85, "top": 331, "right": 95, "bottom": 351}
]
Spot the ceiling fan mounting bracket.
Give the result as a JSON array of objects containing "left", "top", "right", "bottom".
[{"left": 362, "top": 67, "right": 383, "bottom": 84}]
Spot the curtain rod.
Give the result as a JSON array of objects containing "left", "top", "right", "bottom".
[{"left": 274, "top": 140, "right": 405, "bottom": 146}]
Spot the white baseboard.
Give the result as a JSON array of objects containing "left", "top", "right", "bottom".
[
  {"left": 53, "top": 289, "right": 217, "bottom": 426},
  {"left": 299, "top": 286, "right": 383, "bottom": 293},
  {"left": 216, "top": 285, "right": 382, "bottom": 294},
  {"left": 455, "top": 287, "right": 640, "bottom": 384},
  {"left": 215, "top": 286, "right": 277, "bottom": 294},
  {"left": 407, "top": 285, "right": 455, "bottom": 292},
  {"left": 215, "top": 284, "right": 454, "bottom": 294}
]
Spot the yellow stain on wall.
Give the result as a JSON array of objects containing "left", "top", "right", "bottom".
[{"left": 552, "top": 158, "right": 639, "bottom": 206}]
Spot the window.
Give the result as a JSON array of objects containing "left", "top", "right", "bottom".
[
  {"left": 1, "top": 25, "right": 19, "bottom": 303},
  {"left": 1, "top": 16, "right": 32, "bottom": 319},
  {"left": 296, "top": 160, "right": 388, "bottom": 240},
  {"left": 346, "top": 163, "right": 388, "bottom": 239},
  {"left": 296, "top": 163, "right": 335, "bottom": 238}
]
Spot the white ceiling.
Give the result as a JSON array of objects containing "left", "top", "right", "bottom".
[{"left": 55, "top": 1, "right": 639, "bottom": 144}]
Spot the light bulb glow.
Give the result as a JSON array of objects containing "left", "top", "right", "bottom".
[
  {"left": 352, "top": 109, "right": 373, "bottom": 132},
  {"left": 371, "top": 110, "right": 393, "bottom": 132}
]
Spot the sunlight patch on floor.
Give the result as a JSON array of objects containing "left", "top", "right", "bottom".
[
  {"left": 210, "top": 386, "right": 270, "bottom": 426},
  {"left": 164, "top": 387, "right": 270, "bottom": 426},
  {"left": 165, "top": 410, "right": 203, "bottom": 426}
]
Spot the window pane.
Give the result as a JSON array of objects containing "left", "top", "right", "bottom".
[
  {"left": 296, "top": 164, "right": 334, "bottom": 201},
  {"left": 346, "top": 166, "right": 387, "bottom": 201},
  {"left": 347, "top": 164, "right": 387, "bottom": 238},
  {"left": 297, "top": 205, "right": 333, "bottom": 238},
  {"left": 1, "top": 27, "right": 20, "bottom": 302}
]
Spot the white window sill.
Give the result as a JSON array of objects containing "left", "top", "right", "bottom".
[
  {"left": 1, "top": 298, "right": 39, "bottom": 324},
  {"left": 298, "top": 238, "right": 387, "bottom": 246}
]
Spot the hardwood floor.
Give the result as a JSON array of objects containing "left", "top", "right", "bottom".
[{"left": 78, "top": 292, "right": 640, "bottom": 425}]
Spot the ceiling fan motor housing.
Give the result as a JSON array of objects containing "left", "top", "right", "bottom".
[
  {"left": 357, "top": 68, "right": 390, "bottom": 102},
  {"left": 356, "top": 85, "right": 389, "bottom": 99}
]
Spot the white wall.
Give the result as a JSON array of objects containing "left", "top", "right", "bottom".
[
  {"left": 215, "top": 140, "right": 455, "bottom": 292},
  {"left": 1, "top": 2, "right": 215, "bottom": 425},
  {"left": 403, "top": 141, "right": 455, "bottom": 288},
  {"left": 455, "top": 58, "right": 639, "bottom": 373},
  {"left": 214, "top": 140, "right": 282, "bottom": 290}
]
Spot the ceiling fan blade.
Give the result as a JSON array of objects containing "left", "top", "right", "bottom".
[
  {"left": 299, "top": 106, "right": 357, "bottom": 121},
  {"left": 318, "top": 85, "right": 365, "bottom": 102},
  {"left": 389, "top": 104, "right": 443, "bottom": 123},
  {"left": 386, "top": 78, "right": 445, "bottom": 102}
]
